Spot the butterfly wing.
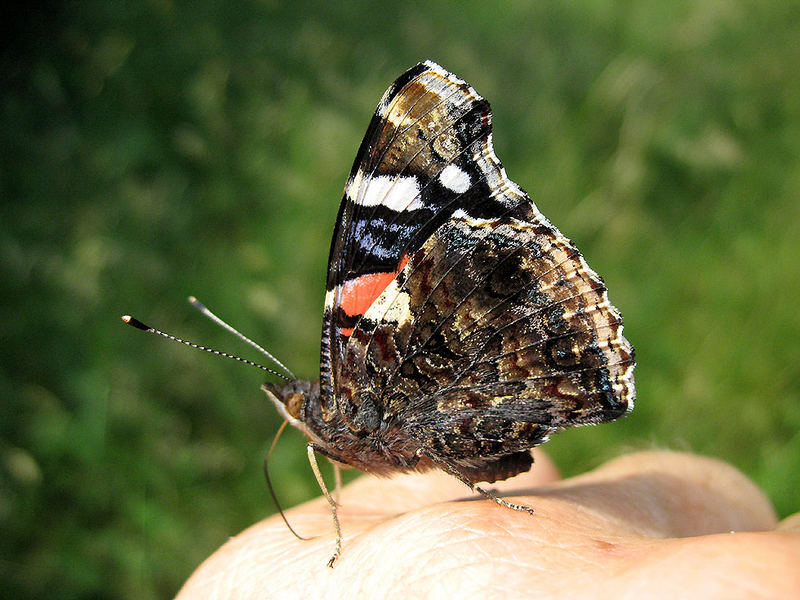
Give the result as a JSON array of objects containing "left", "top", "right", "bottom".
[
  {"left": 351, "top": 216, "right": 634, "bottom": 479},
  {"left": 322, "top": 62, "right": 635, "bottom": 481},
  {"left": 321, "top": 61, "right": 542, "bottom": 409}
]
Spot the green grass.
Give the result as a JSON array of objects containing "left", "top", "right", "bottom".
[{"left": 2, "top": 1, "right": 799, "bottom": 598}]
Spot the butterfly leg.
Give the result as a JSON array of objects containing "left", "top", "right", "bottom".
[
  {"left": 420, "top": 450, "right": 535, "bottom": 515},
  {"left": 333, "top": 463, "right": 343, "bottom": 504},
  {"left": 473, "top": 484, "right": 535, "bottom": 515},
  {"left": 307, "top": 443, "right": 342, "bottom": 568}
]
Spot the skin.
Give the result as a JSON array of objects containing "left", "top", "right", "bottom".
[{"left": 177, "top": 450, "right": 800, "bottom": 599}]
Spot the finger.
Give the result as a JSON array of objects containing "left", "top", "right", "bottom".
[
  {"left": 536, "top": 450, "right": 777, "bottom": 538},
  {"left": 778, "top": 512, "right": 800, "bottom": 533}
]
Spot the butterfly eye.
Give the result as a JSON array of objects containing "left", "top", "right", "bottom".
[{"left": 285, "top": 392, "right": 305, "bottom": 420}]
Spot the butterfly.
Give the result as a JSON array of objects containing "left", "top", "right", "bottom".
[{"left": 261, "top": 60, "right": 636, "bottom": 566}]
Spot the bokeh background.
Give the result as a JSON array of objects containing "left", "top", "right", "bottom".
[{"left": 3, "top": 1, "right": 799, "bottom": 598}]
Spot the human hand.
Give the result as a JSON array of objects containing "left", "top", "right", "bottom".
[{"left": 177, "top": 450, "right": 800, "bottom": 598}]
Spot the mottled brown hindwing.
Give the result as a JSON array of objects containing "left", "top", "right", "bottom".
[{"left": 341, "top": 215, "right": 635, "bottom": 463}]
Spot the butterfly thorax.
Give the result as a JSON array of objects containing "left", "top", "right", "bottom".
[{"left": 262, "top": 380, "right": 426, "bottom": 475}]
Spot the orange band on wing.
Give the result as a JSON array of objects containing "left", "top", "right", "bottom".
[{"left": 339, "top": 254, "right": 411, "bottom": 320}]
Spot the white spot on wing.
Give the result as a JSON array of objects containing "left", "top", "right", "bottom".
[
  {"left": 345, "top": 169, "right": 365, "bottom": 202},
  {"left": 438, "top": 164, "right": 471, "bottom": 193},
  {"left": 358, "top": 175, "right": 424, "bottom": 211},
  {"left": 366, "top": 278, "right": 412, "bottom": 326},
  {"left": 324, "top": 287, "right": 336, "bottom": 310}
]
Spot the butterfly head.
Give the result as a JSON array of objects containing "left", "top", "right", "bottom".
[{"left": 261, "top": 379, "right": 320, "bottom": 433}]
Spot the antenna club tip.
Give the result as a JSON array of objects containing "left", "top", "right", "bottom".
[
  {"left": 188, "top": 296, "right": 207, "bottom": 311},
  {"left": 121, "top": 315, "right": 152, "bottom": 331}
]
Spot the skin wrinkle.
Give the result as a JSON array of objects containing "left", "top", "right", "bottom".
[
  {"left": 429, "top": 549, "right": 527, "bottom": 594},
  {"left": 505, "top": 510, "right": 633, "bottom": 585},
  {"left": 526, "top": 453, "right": 777, "bottom": 538},
  {"left": 405, "top": 550, "right": 486, "bottom": 590},
  {"left": 356, "top": 521, "right": 478, "bottom": 593},
  {"left": 225, "top": 531, "right": 312, "bottom": 597},
  {"left": 392, "top": 502, "right": 567, "bottom": 592},
  {"left": 367, "top": 500, "right": 549, "bottom": 593},
  {"left": 552, "top": 478, "right": 674, "bottom": 539},
  {"left": 346, "top": 506, "right": 475, "bottom": 591}
]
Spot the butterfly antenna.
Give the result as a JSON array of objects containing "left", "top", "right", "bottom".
[
  {"left": 264, "top": 420, "right": 311, "bottom": 541},
  {"left": 121, "top": 315, "right": 292, "bottom": 382},
  {"left": 188, "top": 296, "right": 296, "bottom": 380}
]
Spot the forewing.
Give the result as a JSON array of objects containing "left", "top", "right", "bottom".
[{"left": 321, "top": 61, "right": 538, "bottom": 408}]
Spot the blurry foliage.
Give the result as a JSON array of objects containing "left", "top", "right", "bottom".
[{"left": 2, "top": 1, "right": 799, "bottom": 598}]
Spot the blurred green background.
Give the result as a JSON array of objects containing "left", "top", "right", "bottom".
[{"left": 2, "top": 1, "right": 799, "bottom": 597}]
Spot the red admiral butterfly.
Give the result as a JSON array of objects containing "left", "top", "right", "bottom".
[
  {"left": 124, "top": 60, "right": 635, "bottom": 568},
  {"left": 262, "top": 61, "right": 635, "bottom": 565}
]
